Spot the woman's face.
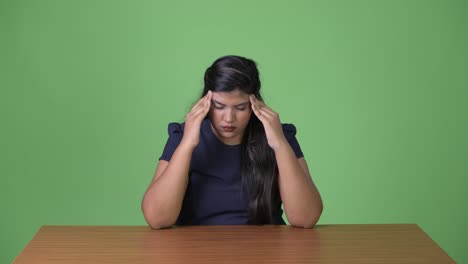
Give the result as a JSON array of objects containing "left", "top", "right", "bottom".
[{"left": 208, "top": 90, "right": 252, "bottom": 145}]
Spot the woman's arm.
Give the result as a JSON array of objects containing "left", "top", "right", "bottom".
[
  {"left": 141, "top": 142, "right": 195, "bottom": 229},
  {"left": 274, "top": 142, "right": 323, "bottom": 228},
  {"left": 249, "top": 95, "right": 323, "bottom": 228},
  {"left": 142, "top": 91, "right": 212, "bottom": 229}
]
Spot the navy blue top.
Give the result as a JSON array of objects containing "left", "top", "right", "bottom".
[{"left": 159, "top": 117, "right": 304, "bottom": 225}]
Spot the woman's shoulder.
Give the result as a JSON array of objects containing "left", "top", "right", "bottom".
[
  {"left": 281, "top": 122, "right": 303, "bottom": 157},
  {"left": 166, "top": 118, "right": 210, "bottom": 135},
  {"left": 281, "top": 123, "right": 298, "bottom": 137},
  {"left": 166, "top": 121, "right": 185, "bottom": 137}
]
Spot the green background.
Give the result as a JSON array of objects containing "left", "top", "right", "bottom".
[{"left": 1, "top": 0, "right": 467, "bottom": 263}]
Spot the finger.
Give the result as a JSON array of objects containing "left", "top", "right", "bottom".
[
  {"left": 257, "top": 109, "right": 276, "bottom": 124},
  {"left": 250, "top": 97, "right": 267, "bottom": 114},
  {"left": 203, "top": 91, "right": 212, "bottom": 109},
  {"left": 205, "top": 94, "right": 211, "bottom": 110},
  {"left": 255, "top": 99, "right": 270, "bottom": 111},
  {"left": 260, "top": 106, "right": 276, "bottom": 117},
  {"left": 191, "top": 101, "right": 204, "bottom": 113},
  {"left": 249, "top": 95, "right": 260, "bottom": 110},
  {"left": 251, "top": 96, "right": 277, "bottom": 117},
  {"left": 251, "top": 101, "right": 268, "bottom": 123},
  {"left": 191, "top": 91, "right": 212, "bottom": 111},
  {"left": 250, "top": 98, "right": 259, "bottom": 114},
  {"left": 193, "top": 106, "right": 207, "bottom": 119},
  {"left": 258, "top": 108, "right": 274, "bottom": 119},
  {"left": 204, "top": 91, "right": 211, "bottom": 103},
  {"left": 191, "top": 99, "right": 204, "bottom": 111},
  {"left": 250, "top": 95, "right": 268, "bottom": 110},
  {"left": 190, "top": 103, "right": 208, "bottom": 121},
  {"left": 249, "top": 94, "right": 257, "bottom": 105},
  {"left": 199, "top": 95, "right": 212, "bottom": 114}
]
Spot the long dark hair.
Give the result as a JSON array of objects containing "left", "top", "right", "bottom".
[{"left": 201, "top": 55, "right": 280, "bottom": 224}]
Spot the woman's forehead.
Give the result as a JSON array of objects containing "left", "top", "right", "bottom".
[{"left": 211, "top": 90, "right": 250, "bottom": 104}]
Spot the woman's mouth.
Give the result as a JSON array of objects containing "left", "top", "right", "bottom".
[{"left": 221, "top": 126, "right": 236, "bottom": 132}]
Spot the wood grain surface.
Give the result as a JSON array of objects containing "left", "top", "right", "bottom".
[{"left": 14, "top": 224, "right": 455, "bottom": 263}]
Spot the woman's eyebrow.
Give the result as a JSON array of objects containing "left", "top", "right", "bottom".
[{"left": 212, "top": 99, "right": 250, "bottom": 107}]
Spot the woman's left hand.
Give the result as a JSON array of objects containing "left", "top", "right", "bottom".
[{"left": 249, "top": 95, "right": 288, "bottom": 150}]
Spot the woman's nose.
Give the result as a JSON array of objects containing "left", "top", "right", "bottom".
[{"left": 223, "top": 109, "right": 235, "bottom": 122}]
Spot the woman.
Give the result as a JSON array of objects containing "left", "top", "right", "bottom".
[{"left": 142, "top": 55, "right": 323, "bottom": 229}]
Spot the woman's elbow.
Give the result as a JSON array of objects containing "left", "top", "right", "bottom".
[
  {"left": 147, "top": 220, "right": 173, "bottom": 230},
  {"left": 290, "top": 216, "right": 320, "bottom": 229},
  {"left": 290, "top": 203, "right": 323, "bottom": 229},
  {"left": 302, "top": 215, "right": 321, "bottom": 229},
  {"left": 142, "top": 205, "right": 176, "bottom": 230},
  {"left": 144, "top": 214, "right": 175, "bottom": 230}
]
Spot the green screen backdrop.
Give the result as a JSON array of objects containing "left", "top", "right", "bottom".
[{"left": 1, "top": 0, "right": 467, "bottom": 263}]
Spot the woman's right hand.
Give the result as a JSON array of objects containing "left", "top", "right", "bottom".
[{"left": 180, "top": 91, "right": 212, "bottom": 149}]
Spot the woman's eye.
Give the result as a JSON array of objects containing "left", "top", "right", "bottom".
[
  {"left": 236, "top": 108, "right": 246, "bottom": 111},
  {"left": 214, "top": 105, "right": 224, "bottom": 110}
]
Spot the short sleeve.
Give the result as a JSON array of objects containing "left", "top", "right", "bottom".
[
  {"left": 159, "top": 122, "right": 184, "bottom": 161},
  {"left": 282, "top": 123, "right": 304, "bottom": 159}
]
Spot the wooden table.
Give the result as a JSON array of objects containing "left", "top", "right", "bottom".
[{"left": 14, "top": 224, "right": 454, "bottom": 263}]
